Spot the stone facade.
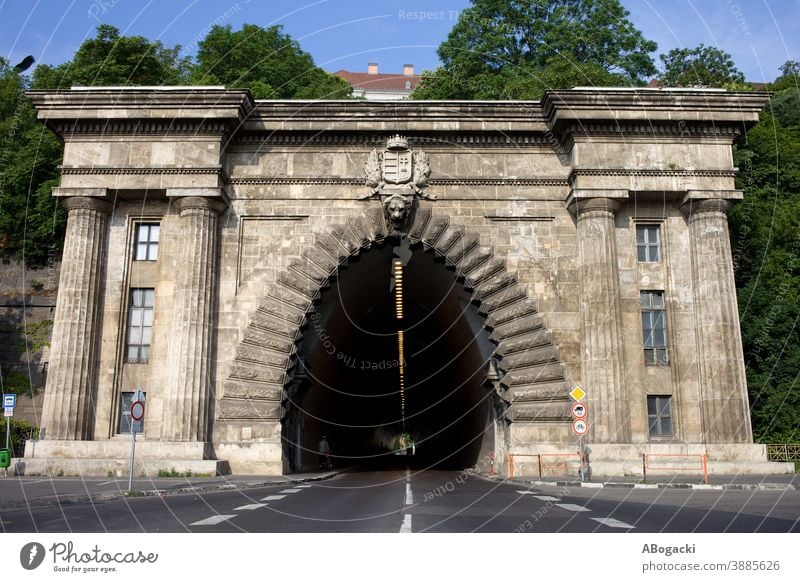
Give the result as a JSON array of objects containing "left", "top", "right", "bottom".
[{"left": 18, "top": 87, "right": 792, "bottom": 477}]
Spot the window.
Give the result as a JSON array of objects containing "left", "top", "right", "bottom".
[
  {"left": 641, "top": 291, "right": 668, "bottom": 365},
  {"left": 118, "top": 391, "right": 146, "bottom": 433},
  {"left": 636, "top": 224, "right": 661, "bottom": 262},
  {"left": 405, "top": 80, "right": 412, "bottom": 90},
  {"left": 134, "top": 223, "right": 160, "bottom": 261},
  {"left": 647, "top": 395, "right": 673, "bottom": 437},
  {"left": 126, "top": 288, "right": 154, "bottom": 363}
]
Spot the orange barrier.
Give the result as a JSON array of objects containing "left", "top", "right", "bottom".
[
  {"left": 643, "top": 453, "right": 708, "bottom": 484},
  {"left": 538, "top": 453, "right": 581, "bottom": 478},
  {"left": 508, "top": 453, "right": 538, "bottom": 478}
]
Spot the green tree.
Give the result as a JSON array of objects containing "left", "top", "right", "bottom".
[
  {"left": 413, "top": 0, "right": 657, "bottom": 100},
  {"left": 730, "top": 98, "right": 800, "bottom": 443},
  {"left": 191, "top": 24, "right": 351, "bottom": 99},
  {"left": 32, "top": 24, "right": 190, "bottom": 88},
  {"left": 658, "top": 44, "right": 745, "bottom": 88}
]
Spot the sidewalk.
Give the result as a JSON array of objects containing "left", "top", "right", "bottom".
[
  {"left": 0, "top": 470, "right": 340, "bottom": 510},
  {"left": 495, "top": 472, "right": 800, "bottom": 491}
]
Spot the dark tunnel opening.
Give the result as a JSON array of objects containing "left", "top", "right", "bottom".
[{"left": 283, "top": 242, "right": 498, "bottom": 472}]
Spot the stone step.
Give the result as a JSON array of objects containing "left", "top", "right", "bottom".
[
  {"left": 495, "top": 328, "right": 553, "bottom": 356},
  {"left": 490, "top": 314, "right": 545, "bottom": 342},
  {"left": 500, "top": 363, "right": 565, "bottom": 388},
  {"left": 222, "top": 380, "right": 283, "bottom": 401},
  {"left": 508, "top": 381, "right": 571, "bottom": 402},
  {"left": 499, "top": 345, "right": 559, "bottom": 371},
  {"left": 485, "top": 299, "right": 538, "bottom": 328}
]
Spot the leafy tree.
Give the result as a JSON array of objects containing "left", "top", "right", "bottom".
[
  {"left": 191, "top": 24, "right": 351, "bottom": 99},
  {"left": 32, "top": 24, "right": 190, "bottom": 89},
  {"left": 658, "top": 44, "right": 745, "bottom": 88},
  {"left": 413, "top": 0, "right": 657, "bottom": 100},
  {"left": 730, "top": 99, "right": 800, "bottom": 443}
]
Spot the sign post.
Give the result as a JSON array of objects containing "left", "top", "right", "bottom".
[
  {"left": 128, "top": 388, "right": 145, "bottom": 492},
  {"left": 3, "top": 394, "right": 17, "bottom": 451},
  {"left": 570, "top": 386, "right": 589, "bottom": 482}
]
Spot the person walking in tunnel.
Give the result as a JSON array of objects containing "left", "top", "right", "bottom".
[{"left": 318, "top": 435, "right": 332, "bottom": 469}]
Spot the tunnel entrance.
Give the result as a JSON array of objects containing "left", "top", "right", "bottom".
[{"left": 282, "top": 241, "right": 502, "bottom": 472}]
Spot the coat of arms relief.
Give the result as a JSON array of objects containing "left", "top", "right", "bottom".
[{"left": 362, "top": 135, "right": 435, "bottom": 233}]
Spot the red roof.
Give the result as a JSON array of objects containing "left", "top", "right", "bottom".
[{"left": 333, "top": 70, "right": 422, "bottom": 92}]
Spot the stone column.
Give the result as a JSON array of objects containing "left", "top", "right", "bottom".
[
  {"left": 161, "top": 194, "right": 226, "bottom": 441},
  {"left": 41, "top": 195, "right": 112, "bottom": 440},
  {"left": 571, "top": 196, "right": 629, "bottom": 443},
  {"left": 684, "top": 196, "right": 752, "bottom": 443}
]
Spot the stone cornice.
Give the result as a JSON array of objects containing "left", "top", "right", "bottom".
[
  {"left": 59, "top": 165, "right": 227, "bottom": 177},
  {"left": 52, "top": 120, "right": 231, "bottom": 136},
  {"left": 229, "top": 176, "right": 568, "bottom": 187},
  {"left": 569, "top": 168, "right": 737, "bottom": 182},
  {"left": 231, "top": 132, "right": 552, "bottom": 148}
]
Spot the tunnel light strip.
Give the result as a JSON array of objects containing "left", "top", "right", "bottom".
[{"left": 395, "top": 258, "right": 406, "bottom": 430}]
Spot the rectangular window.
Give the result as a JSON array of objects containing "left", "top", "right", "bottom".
[
  {"left": 636, "top": 224, "right": 661, "bottom": 262},
  {"left": 134, "top": 223, "right": 160, "bottom": 261},
  {"left": 118, "top": 391, "right": 146, "bottom": 434},
  {"left": 126, "top": 288, "right": 154, "bottom": 363},
  {"left": 647, "top": 395, "right": 673, "bottom": 437},
  {"left": 641, "top": 291, "right": 668, "bottom": 365}
]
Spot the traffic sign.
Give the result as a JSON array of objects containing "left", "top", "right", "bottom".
[
  {"left": 3, "top": 407, "right": 13, "bottom": 417},
  {"left": 130, "top": 401, "right": 145, "bottom": 421},
  {"left": 572, "top": 418, "right": 589, "bottom": 436},
  {"left": 569, "top": 385, "right": 586, "bottom": 402},
  {"left": 3, "top": 394, "right": 16, "bottom": 408},
  {"left": 571, "top": 402, "right": 587, "bottom": 419}
]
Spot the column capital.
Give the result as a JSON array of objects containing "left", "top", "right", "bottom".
[
  {"left": 173, "top": 196, "right": 227, "bottom": 215},
  {"left": 62, "top": 196, "right": 113, "bottom": 214},
  {"left": 681, "top": 198, "right": 734, "bottom": 220},
  {"left": 568, "top": 196, "right": 623, "bottom": 218}
]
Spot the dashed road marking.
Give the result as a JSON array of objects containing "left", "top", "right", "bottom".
[
  {"left": 516, "top": 490, "right": 541, "bottom": 495},
  {"left": 296, "top": 485, "right": 312, "bottom": 488},
  {"left": 260, "top": 495, "right": 287, "bottom": 502},
  {"left": 189, "top": 515, "right": 236, "bottom": 526},
  {"left": 405, "top": 483, "right": 413, "bottom": 505},
  {"left": 555, "top": 503, "right": 591, "bottom": 512},
  {"left": 591, "top": 517, "right": 635, "bottom": 529},
  {"left": 399, "top": 514, "right": 412, "bottom": 533},
  {"left": 533, "top": 495, "right": 560, "bottom": 501},
  {"left": 234, "top": 503, "right": 267, "bottom": 510},
  {"left": 280, "top": 488, "right": 302, "bottom": 493}
]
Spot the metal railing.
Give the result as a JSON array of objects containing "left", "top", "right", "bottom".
[
  {"left": 642, "top": 453, "right": 708, "bottom": 484},
  {"left": 766, "top": 444, "right": 800, "bottom": 462}
]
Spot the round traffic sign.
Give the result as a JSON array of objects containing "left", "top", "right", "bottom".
[
  {"left": 571, "top": 402, "right": 587, "bottom": 419},
  {"left": 572, "top": 418, "right": 589, "bottom": 436},
  {"left": 130, "top": 401, "right": 145, "bottom": 421}
]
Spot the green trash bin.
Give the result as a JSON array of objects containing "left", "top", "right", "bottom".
[{"left": 0, "top": 448, "right": 10, "bottom": 469}]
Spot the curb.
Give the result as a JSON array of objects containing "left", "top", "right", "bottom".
[
  {"left": 0, "top": 471, "right": 342, "bottom": 511},
  {"left": 480, "top": 474, "right": 797, "bottom": 492}
]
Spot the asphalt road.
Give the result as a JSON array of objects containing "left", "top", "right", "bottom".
[{"left": 2, "top": 468, "right": 799, "bottom": 533}]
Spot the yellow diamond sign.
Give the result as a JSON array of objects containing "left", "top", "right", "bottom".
[{"left": 569, "top": 385, "right": 586, "bottom": 402}]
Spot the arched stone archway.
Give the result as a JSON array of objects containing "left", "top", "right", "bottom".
[{"left": 216, "top": 203, "right": 574, "bottom": 473}]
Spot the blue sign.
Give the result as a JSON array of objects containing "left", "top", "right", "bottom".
[{"left": 2, "top": 394, "right": 16, "bottom": 408}]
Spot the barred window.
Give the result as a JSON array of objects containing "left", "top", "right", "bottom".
[
  {"left": 134, "top": 223, "right": 160, "bottom": 261},
  {"left": 636, "top": 224, "right": 661, "bottom": 262},
  {"left": 126, "top": 288, "right": 154, "bottom": 363},
  {"left": 647, "top": 395, "right": 673, "bottom": 437},
  {"left": 641, "top": 291, "right": 668, "bottom": 365}
]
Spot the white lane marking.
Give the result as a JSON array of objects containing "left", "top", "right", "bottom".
[
  {"left": 533, "top": 495, "right": 560, "bottom": 501},
  {"left": 405, "top": 482, "right": 413, "bottom": 505},
  {"left": 234, "top": 503, "right": 267, "bottom": 510},
  {"left": 296, "top": 484, "right": 312, "bottom": 488},
  {"left": 260, "top": 495, "right": 287, "bottom": 501},
  {"left": 516, "top": 490, "right": 541, "bottom": 495},
  {"left": 190, "top": 515, "right": 236, "bottom": 526},
  {"left": 399, "top": 514, "right": 412, "bottom": 533},
  {"left": 591, "top": 517, "right": 635, "bottom": 529},
  {"left": 555, "top": 503, "right": 591, "bottom": 512},
  {"left": 280, "top": 488, "right": 302, "bottom": 493}
]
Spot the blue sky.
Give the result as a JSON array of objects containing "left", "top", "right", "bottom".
[{"left": 1, "top": 0, "right": 798, "bottom": 82}]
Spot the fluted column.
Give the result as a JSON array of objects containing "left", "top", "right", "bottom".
[
  {"left": 572, "top": 196, "right": 629, "bottom": 443},
  {"left": 162, "top": 195, "right": 226, "bottom": 441},
  {"left": 41, "top": 195, "right": 112, "bottom": 440},
  {"left": 685, "top": 197, "right": 752, "bottom": 443}
]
